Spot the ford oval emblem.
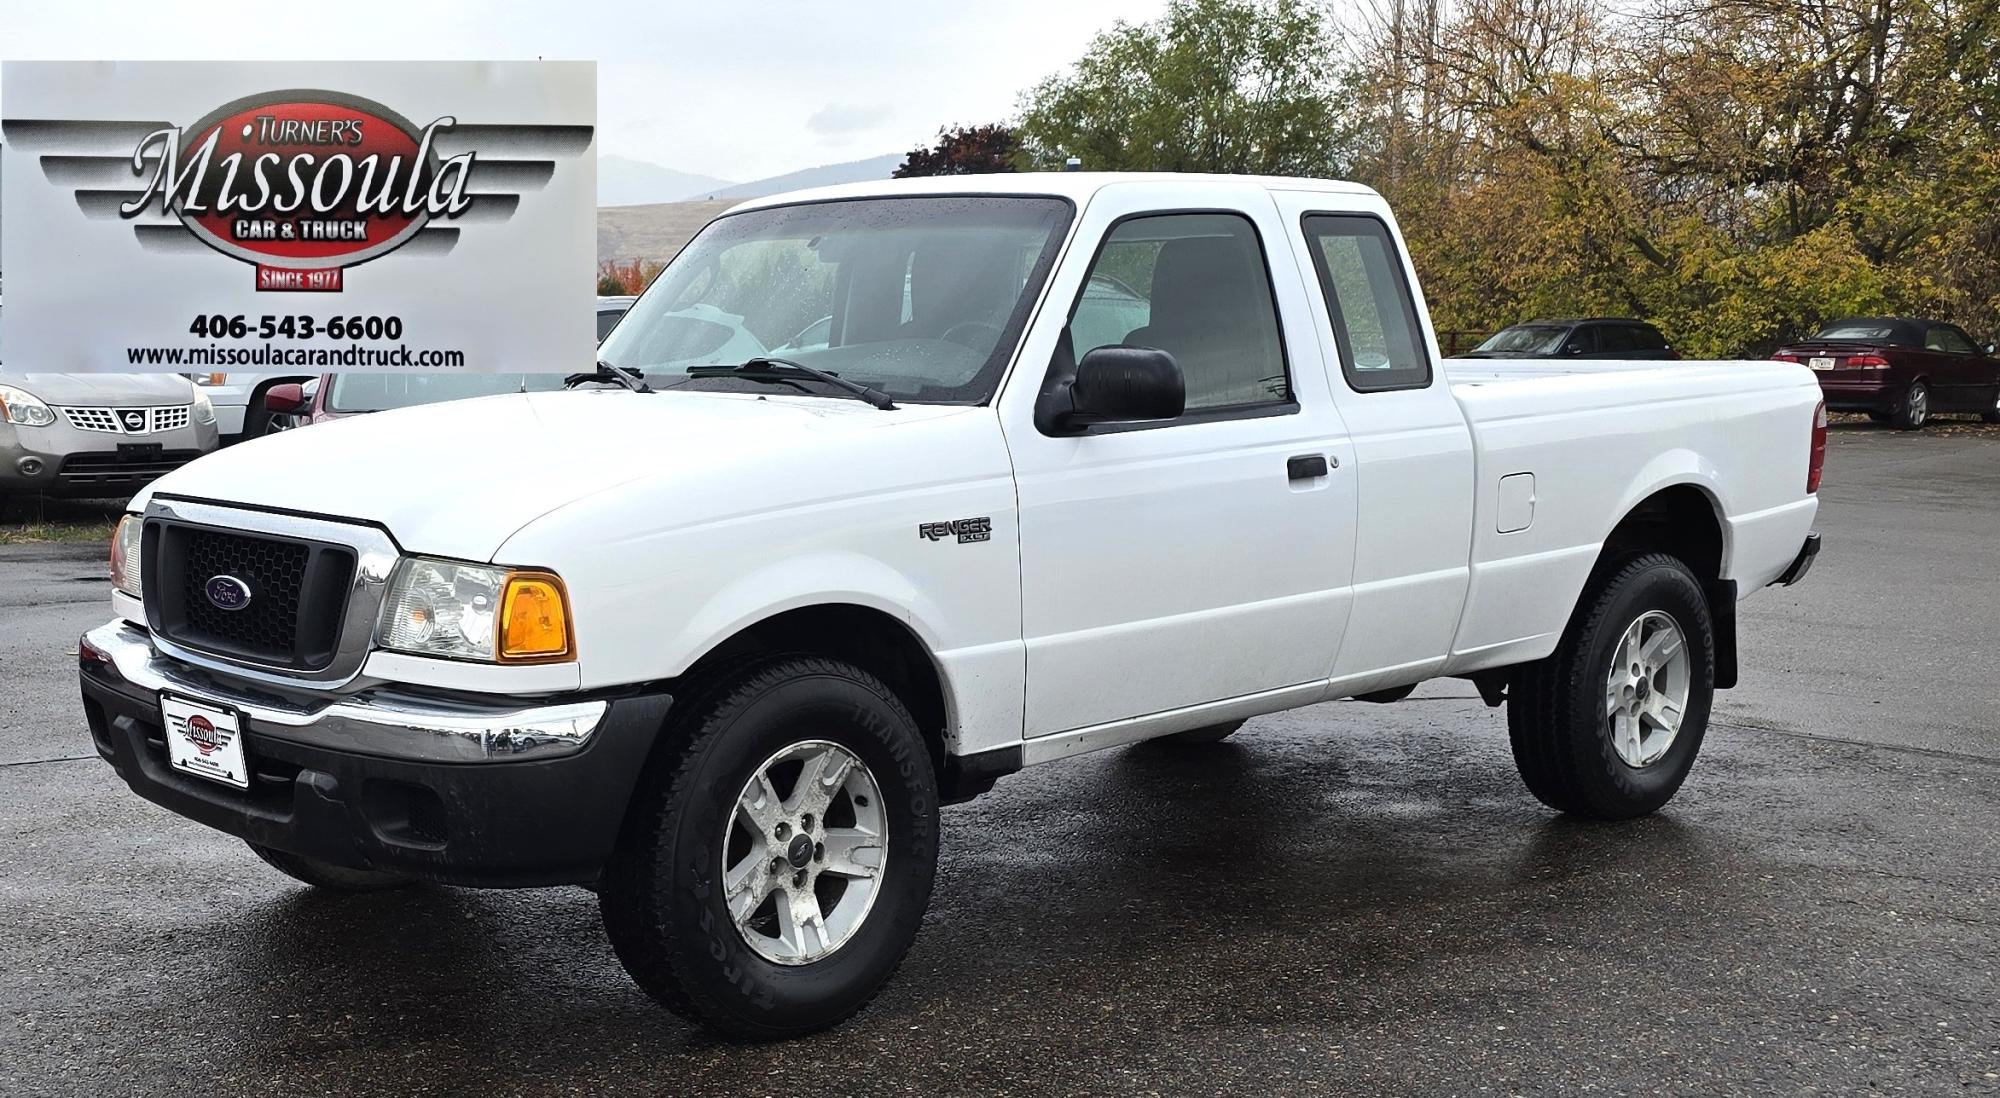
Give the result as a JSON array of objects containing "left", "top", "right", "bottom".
[{"left": 204, "top": 575, "right": 252, "bottom": 612}]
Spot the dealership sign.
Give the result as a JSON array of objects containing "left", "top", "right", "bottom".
[{"left": 1, "top": 62, "right": 596, "bottom": 371}]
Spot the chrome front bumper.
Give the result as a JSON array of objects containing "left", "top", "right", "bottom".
[{"left": 80, "top": 620, "right": 606, "bottom": 763}]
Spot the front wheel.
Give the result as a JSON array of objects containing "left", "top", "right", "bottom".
[
  {"left": 599, "top": 656, "right": 938, "bottom": 1040},
  {"left": 1506, "top": 553, "right": 1715, "bottom": 819}
]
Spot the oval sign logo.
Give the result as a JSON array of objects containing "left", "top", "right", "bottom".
[
  {"left": 204, "top": 574, "right": 253, "bottom": 612},
  {"left": 186, "top": 714, "right": 220, "bottom": 755},
  {"left": 159, "top": 90, "right": 473, "bottom": 274}
]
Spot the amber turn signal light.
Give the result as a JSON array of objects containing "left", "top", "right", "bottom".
[{"left": 498, "top": 572, "right": 574, "bottom": 662}]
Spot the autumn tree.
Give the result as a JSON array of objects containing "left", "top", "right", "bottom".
[
  {"left": 999, "top": 0, "right": 2000, "bottom": 355},
  {"left": 894, "top": 124, "right": 1022, "bottom": 177},
  {"left": 1337, "top": 0, "right": 2000, "bottom": 354}
]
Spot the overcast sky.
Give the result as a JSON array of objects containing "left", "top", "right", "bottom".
[{"left": 0, "top": 0, "right": 1173, "bottom": 182}]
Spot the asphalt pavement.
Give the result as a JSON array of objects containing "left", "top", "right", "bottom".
[{"left": 1, "top": 426, "right": 1995, "bottom": 1096}]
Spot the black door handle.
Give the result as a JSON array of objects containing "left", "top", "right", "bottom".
[{"left": 1286, "top": 454, "right": 1329, "bottom": 481}]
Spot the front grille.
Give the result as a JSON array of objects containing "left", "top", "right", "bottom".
[
  {"left": 61, "top": 407, "right": 123, "bottom": 433},
  {"left": 146, "top": 521, "right": 357, "bottom": 670},
  {"left": 181, "top": 529, "right": 309, "bottom": 660},
  {"left": 56, "top": 405, "right": 193, "bottom": 434},
  {"left": 56, "top": 451, "right": 204, "bottom": 487}
]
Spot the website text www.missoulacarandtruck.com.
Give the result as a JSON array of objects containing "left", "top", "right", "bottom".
[{"left": 126, "top": 342, "right": 468, "bottom": 368}]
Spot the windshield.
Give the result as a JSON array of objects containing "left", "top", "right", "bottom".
[
  {"left": 1474, "top": 325, "right": 1568, "bottom": 354},
  {"left": 327, "top": 372, "right": 568, "bottom": 413},
  {"left": 599, "top": 196, "right": 1073, "bottom": 404}
]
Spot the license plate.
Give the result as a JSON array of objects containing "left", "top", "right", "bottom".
[
  {"left": 161, "top": 695, "right": 250, "bottom": 789},
  {"left": 117, "top": 442, "right": 164, "bottom": 461},
  {"left": 1808, "top": 357, "right": 1835, "bottom": 371}
]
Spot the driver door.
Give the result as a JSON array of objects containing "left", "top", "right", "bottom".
[{"left": 998, "top": 181, "right": 1357, "bottom": 739}]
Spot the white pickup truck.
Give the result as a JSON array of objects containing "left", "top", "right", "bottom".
[{"left": 79, "top": 173, "right": 1824, "bottom": 1039}]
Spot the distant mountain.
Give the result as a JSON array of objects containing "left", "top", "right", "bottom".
[
  {"left": 598, "top": 155, "right": 734, "bottom": 208},
  {"left": 598, "top": 200, "right": 737, "bottom": 266},
  {"left": 701, "top": 153, "right": 904, "bottom": 201}
]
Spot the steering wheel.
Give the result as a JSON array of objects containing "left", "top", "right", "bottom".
[{"left": 942, "top": 321, "right": 1003, "bottom": 349}]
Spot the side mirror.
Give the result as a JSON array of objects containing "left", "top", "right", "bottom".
[
  {"left": 263, "top": 383, "right": 307, "bottom": 414},
  {"left": 1039, "top": 346, "right": 1185, "bottom": 434},
  {"left": 1984, "top": 343, "right": 1995, "bottom": 356}
]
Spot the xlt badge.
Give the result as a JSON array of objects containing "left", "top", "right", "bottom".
[{"left": 919, "top": 517, "right": 992, "bottom": 544}]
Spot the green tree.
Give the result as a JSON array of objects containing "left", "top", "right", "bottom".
[{"left": 1016, "top": 0, "right": 1351, "bottom": 175}]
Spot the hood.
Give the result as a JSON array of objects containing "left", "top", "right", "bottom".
[
  {"left": 0, "top": 371, "right": 198, "bottom": 404},
  {"left": 135, "top": 388, "right": 976, "bottom": 561}
]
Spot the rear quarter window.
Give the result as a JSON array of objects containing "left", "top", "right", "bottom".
[{"left": 1300, "top": 214, "right": 1432, "bottom": 392}]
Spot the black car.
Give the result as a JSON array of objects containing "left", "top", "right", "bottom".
[{"left": 1457, "top": 319, "right": 1678, "bottom": 360}]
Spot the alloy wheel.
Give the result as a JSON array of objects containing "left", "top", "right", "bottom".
[
  {"left": 1603, "top": 610, "right": 1692, "bottom": 768},
  {"left": 721, "top": 740, "right": 888, "bottom": 965}
]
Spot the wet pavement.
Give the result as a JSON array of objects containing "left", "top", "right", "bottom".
[{"left": 2, "top": 427, "right": 1996, "bottom": 1096}]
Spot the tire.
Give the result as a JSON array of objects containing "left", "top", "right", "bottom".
[
  {"left": 599, "top": 656, "right": 939, "bottom": 1040},
  {"left": 1893, "top": 380, "right": 1929, "bottom": 430},
  {"left": 247, "top": 842, "right": 411, "bottom": 892},
  {"left": 1151, "top": 719, "right": 1246, "bottom": 745},
  {"left": 1506, "top": 553, "right": 1715, "bottom": 820},
  {"left": 1982, "top": 390, "right": 2000, "bottom": 424}
]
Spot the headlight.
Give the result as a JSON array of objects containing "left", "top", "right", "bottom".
[
  {"left": 111, "top": 514, "right": 144, "bottom": 597},
  {"left": 377, "top": 558, "right": 573, "bottom": 663},
  {"left": 0, "top": 384, "right": 56, "bottom": 427},
  {"left": 190, "top": 389, "right": 216, "bottom": 424}
]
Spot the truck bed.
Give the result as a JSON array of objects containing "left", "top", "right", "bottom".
[{"left": 1436, "top": 356, "right": 1822, "bottom": 675}]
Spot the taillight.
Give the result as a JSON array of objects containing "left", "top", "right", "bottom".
[
  {"left": 1844, "top": 354, "right": 1889, "bottom": 370},
  {"left": 1806, "top": 400, "right": 1827, "bottom": 494}
]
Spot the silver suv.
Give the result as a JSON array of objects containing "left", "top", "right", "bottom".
[{"left": 1, "top": 305, "right": 221, "bottom": 499}]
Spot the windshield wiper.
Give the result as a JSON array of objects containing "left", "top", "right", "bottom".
[
  {"left": 565, "top": 360, "right": 652, "bottom": 393},
  {"left": 684, "top": 357, "right": 896, "bottom": 410}
]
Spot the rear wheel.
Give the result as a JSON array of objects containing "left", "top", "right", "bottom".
[
  {"left": 1506, "top": 553, "right": 1715, "bottom": 819},
  {"left": 599, "top": 656, "right": 938, "bottom": 1040},
  {"left": 1894, "top": 381, "right": 1929, "bottom": 430},
  {"left": 246, "top": 842, "right": 410, "bottom": 892}
]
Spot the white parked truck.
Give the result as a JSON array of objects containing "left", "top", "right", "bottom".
[{"left": 79, "top": 174, "right": 1824, "bottom": 1039}]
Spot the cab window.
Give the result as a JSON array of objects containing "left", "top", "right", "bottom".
[
  {"left": 1067, "top": 212, "right": 1290, "bottom": 412},
  {"left": 1301, "top": 215, "right": 1431, "bottom": 391}
]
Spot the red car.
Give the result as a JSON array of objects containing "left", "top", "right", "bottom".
[{"left": 1773, "top": 317, "right": 2000, "bottom": 429}]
